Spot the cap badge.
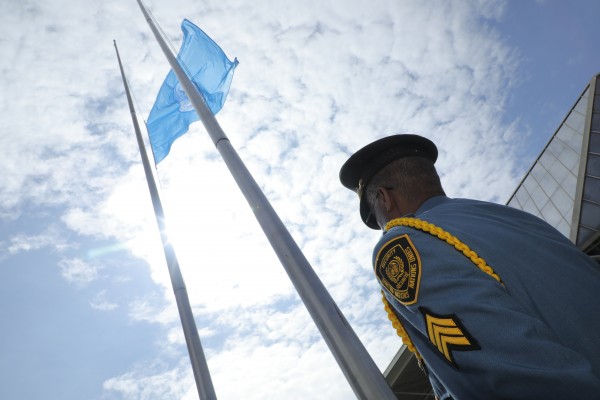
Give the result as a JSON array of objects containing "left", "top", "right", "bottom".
[{"left": 356, "top": 179, "right": 365, "bottom": 199}]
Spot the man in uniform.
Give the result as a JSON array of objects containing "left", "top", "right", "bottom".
[{"left": 339, "top": 134, "right": 600, "bottom": 399}]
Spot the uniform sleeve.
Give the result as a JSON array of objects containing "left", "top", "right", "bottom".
[{"left": 374, "top": 227, "right": 600, "bottom": 400}]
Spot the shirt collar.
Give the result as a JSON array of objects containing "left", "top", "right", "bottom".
[
  {"left": 381, "top": 195, "right": 449, "bottom": 235},
  {"left": 415, "top": 195, "right": 450, "bottom": 215}
]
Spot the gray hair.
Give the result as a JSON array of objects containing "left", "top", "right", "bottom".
[{"left": 365, "top": 156, "right": 443, "bottom": 207}]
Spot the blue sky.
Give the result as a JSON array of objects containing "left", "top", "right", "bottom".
[{"left": 1, "top": 0, "right": 599, "bottom": 399}]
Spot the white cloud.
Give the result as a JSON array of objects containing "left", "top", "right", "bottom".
[
  {"left": 209, "top": 338, "right": 353, "bottom": 400},
  {"left": 90, "top": 290, "right": 119, "bottom": 311},
  {"left": 128, "top": 295, "right": 178, "bottom": 325},
  {"left": 6, "top": 230, "right": 60, "bottom": 255},
  {"left": 103, "top": 359, "right": 194, "bottom": 400},
  {"left": 0, "top": 223, "right": 76, "bottom": 261},
  {"left": 58, "top": 257, "right": 100, "bottom": 286}
]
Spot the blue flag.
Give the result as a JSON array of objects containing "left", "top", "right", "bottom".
[{"left": 147, "top": 19, "right": 238, "bottom": 163}]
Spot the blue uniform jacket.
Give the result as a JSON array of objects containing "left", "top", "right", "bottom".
[{"left": 373, "top": 196, "right": 600, "bottom": 400}]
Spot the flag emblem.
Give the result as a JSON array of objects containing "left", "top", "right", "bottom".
[
  {"left": 420, "top": 308, "right": 480, "bottom": 368},
  {"left": 375, "top": 235, "right": 421, "bottom": 305},
  {"left": 147, "top": 19, "right": 238, "bottom": 164}
]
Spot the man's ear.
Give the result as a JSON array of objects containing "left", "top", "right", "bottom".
[
  {"left": 378, "top": 187, "right": 395, "bottom": 213},
  {"left": 380, "top": 187, "right": 414, "bottom": 217}
]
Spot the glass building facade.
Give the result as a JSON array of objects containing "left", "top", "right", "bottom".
[{"left": 506, "top": 73, "right": 600, "bottom": 255}]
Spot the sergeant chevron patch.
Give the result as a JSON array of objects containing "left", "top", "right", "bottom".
[
  {"left": 375, "top": 235, "right": 421, "bottom": 305},
  {"left": 420, "top": 307, "right": 480, "bottom": 368}
]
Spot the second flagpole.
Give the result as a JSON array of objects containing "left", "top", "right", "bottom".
[{"left": 114, "top": 41, "right": 218, "bottom": 400}]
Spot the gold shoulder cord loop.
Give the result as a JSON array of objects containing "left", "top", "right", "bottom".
[
  {"left": 382, "top": 292, "right": 424, "bottom": 362},
  {"left": 385, "top": 217, "right": 502, "bottom": 283},
  {"left": 379, "top": 217, "right": 502, "bottom": 360}
]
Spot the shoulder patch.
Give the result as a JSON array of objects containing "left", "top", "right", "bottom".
[{"left": 375, "top": 234, "right": 421, "bottom": 305}]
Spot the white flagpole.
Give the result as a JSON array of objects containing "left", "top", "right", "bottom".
[
  {"left": 136, "top": 2, "right": 398, "bottom": 398},
  {"left": 114, "top": 41, "right": 218, "bottom": 400}
]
